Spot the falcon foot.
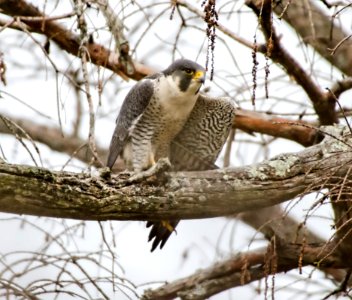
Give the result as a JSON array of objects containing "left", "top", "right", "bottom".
[
  {"left": 99, "top": 166, "right": 112, "bottom": 180},
  {"left": 127, "top": 157, "right": 172, "bottom": 185},
  {"left": 161, "top": 220, "right": 175, "bottom": 233}
]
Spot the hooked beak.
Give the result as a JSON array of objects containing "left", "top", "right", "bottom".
[{"left": 193, "top": 70, "right": 206, "bottom": 84}]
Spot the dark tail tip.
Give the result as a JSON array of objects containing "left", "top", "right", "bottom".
[{"left": 146, "top": 220, "right": 179, "bottom": 252}]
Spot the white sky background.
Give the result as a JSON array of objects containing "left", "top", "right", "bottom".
[{"left": 0, "top": 0, "right": 351, "bottom": 299}]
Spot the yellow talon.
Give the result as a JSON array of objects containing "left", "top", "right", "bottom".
[
  {"left": 161, "top": 220, "right": 174, "bottom": 232},
  {"left": 149, "top": 153, "right": 156, "bottom": 167}
]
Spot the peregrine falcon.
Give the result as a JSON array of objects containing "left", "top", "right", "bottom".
[
  {"left": 107, "top": 59, "right": 206, "bottom": 171},
  {"left": 147, "top": 95, "right": 236, "bottom": 251}
]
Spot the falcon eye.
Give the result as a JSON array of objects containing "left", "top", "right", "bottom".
[{"left": 184, "top": 68, "right": 194, "bottom": 75}]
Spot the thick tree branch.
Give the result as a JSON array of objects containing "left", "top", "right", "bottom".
[
  {"left": 330, "top": 177, "right": 352, "bottom": 266},
  {"left": 330, "top": 78, "right": 352, "bottom": 99},
  {"left": 0, "top": 125, "right": 350, "bottom": 221}
]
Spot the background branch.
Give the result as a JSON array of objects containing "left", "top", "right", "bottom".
[
  {"left": 273, "top": 0, "right": 352, "bottom": 77},
  {"left": 143, "top": 241, "right": 339, "bottom": 300},
  {"left": 0, "top": 0, "right": 152, "bottom": 80},
  {"left": 246, "top": 0, "right": 337, "bottom": 125}
]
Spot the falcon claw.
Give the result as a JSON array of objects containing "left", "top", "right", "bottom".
[
  {"left": 99, "top": 166, "right": 111, "bottom": 180},
  {"left": 161, "top": 220, "right": 175, "bottom": 233},
  {"left": 127, "top": 158, "right": 171, "bottom": 185}
]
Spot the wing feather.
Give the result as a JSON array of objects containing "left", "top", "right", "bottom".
[{"left": 107, "top": 78, "right": 156, "bottom": 169}]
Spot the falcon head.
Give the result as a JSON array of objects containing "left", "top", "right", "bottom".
[{"left": 163, "top": 59, "right": 206, "bottom": 95}]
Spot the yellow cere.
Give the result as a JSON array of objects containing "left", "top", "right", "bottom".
[{"left": 194, "top": 70, "right": 205, "bottom": 79}]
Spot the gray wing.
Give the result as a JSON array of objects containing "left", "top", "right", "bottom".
[{"left": 107, "top": 78, "right": 156, "bottom": 169}]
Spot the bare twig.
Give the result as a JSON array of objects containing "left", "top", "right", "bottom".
[
  {"left": 91, "top": 0, "right": 134, "bottom": 75},
  {"left": 74, "top": 0, "right": 103, "bottom": 168},
  {"left": 328, "top": 34, "right": 352, "bottom": 55},
  {"left": 326, "top": 88, "right": 352, "bottom": 134},
  {"left": 0, "top": 51, "right": 6, "bottom": 85}
]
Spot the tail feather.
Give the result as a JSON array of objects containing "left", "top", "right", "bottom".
[{"left": 146, "top": 220, "right": 180, "bottom": 252}]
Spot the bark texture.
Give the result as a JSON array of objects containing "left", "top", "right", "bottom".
[{"left": 0, "top": 125, "right": 350, "bottom": 222}]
